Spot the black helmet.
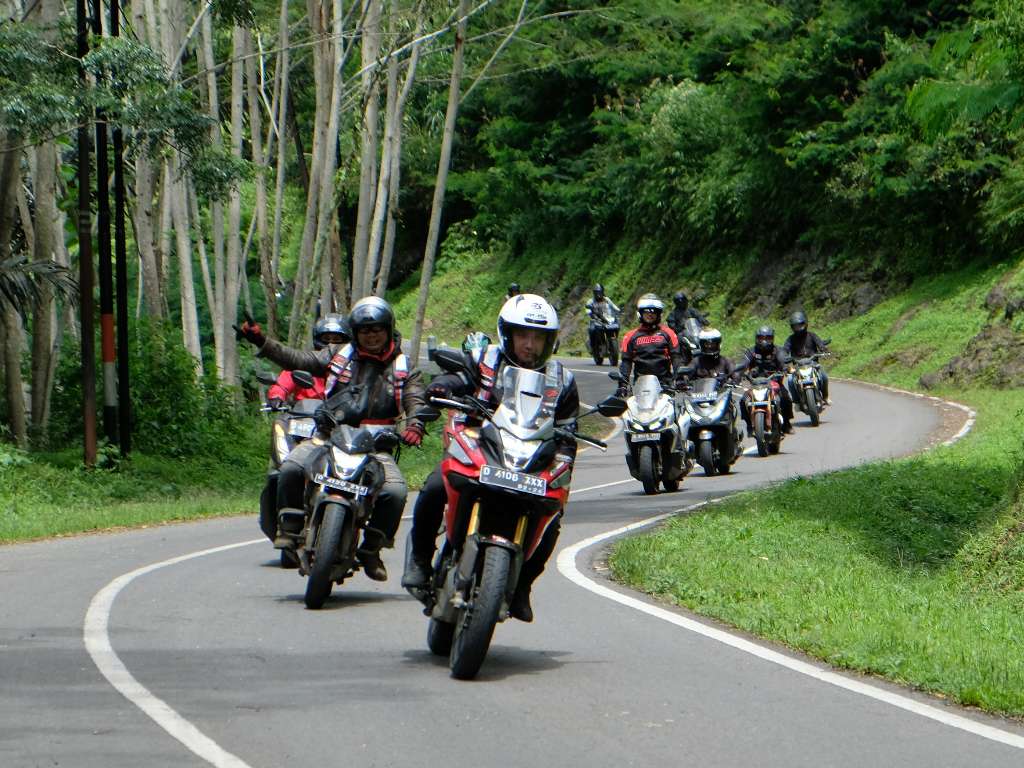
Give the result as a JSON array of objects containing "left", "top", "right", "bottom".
[
  {"left": 313, "top": 313, "right": 350, "bottom": 350},
  {"left": 593, "top": 283, "right": 605, "bottom": 299},
  {"left": 673, "top": 291, "right": 688, "bottom": 309},
  {"left": 348, "top": 296, "right": 395, "bottom": 344},
  {"left": 755, "top": 325, "right": 775, "bottom": 353},
  {"left": 697, "top": 328, "right": 722, "bottom": 359},
  {"left": 508, "top": 282, "right": 521, "bottom": 296},
  {"left": 462, "top": 331, "right": 491, "bottom": 354},
  {"left": 789, "top": 311, "right": 808, "bottom": 334}
]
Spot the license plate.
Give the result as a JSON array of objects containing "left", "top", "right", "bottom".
[
  {"left": 314, "top": 473, "right": 369, "bottom": 497},
  {"left": 289, "top": 418, "right": 316, "bottom": 438},
  {"left": 691, "top": 395, "right": 717, "bottom": 405},
  {"left": 630, "top": 432, "right": 661, "bottom": 442},
  {"left": 479, "top": 465, "right": 547, "bottom": 497}
]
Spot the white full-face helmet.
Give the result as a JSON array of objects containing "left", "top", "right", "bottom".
[
  {"left": 636, "top": 293, "right": 665, "bottom": 324},
  {"left": 697, "top": 327, "right": 723, "bottom": 359},
  {"left": 497, "top": 294, "right": 560, "bottom": 369}
]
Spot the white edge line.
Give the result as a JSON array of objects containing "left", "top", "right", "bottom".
[
  {"left": 556, "top": 504, "right": 1024, "bottom": 750},
  {"left": 557, "top": 388, "right": 1024, "bottom": 750},
  {"left": 84, "top": 539, "right": 264, "bottom": 768}
]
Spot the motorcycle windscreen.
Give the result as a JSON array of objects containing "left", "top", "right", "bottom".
[
  {"left": 493, "top": 366, "right": 561, "bottom": 440},
  {"left": 633, "top": 374, "right": 663, "bottom": 412},
  {"left": 684, "top": 317, "right": 702, "bottom": 339},
  {"left": 691, "top": 377, "right": 720, "bottom": 395}
]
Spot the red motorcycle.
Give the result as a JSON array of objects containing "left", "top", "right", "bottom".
[
  {"left": 743, "top": 372, "right": 786, "bottom": 457},
  {"left": 410, "top": 351, "right": 622, "bottom": 679}
]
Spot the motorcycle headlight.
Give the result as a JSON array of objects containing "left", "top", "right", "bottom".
[
  {"left": 273, "top": 421, "right": 290, "bottom": 463},
  {"left": 330, "top": 447, "right": 366, "bottom": 478},
  {"left": 752, "top": 387, "right": 769, "bottom": 401},
  {"left": 502, "top": 433, "right": 541, "bottom": 470}
]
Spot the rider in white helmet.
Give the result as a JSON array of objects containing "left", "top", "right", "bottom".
[
  {"left": 402, "top": 294, "right": 580, "bottom": 622},
  {"left": 617, "top": 292, "right": 688, "bottom": 394},
  {"left": 677, "top": 327, "right": 738, "bottom": 385}
]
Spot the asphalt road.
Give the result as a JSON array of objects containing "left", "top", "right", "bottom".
[{"left": 2, "top": 359, "right": 1021, "bottom": 768}]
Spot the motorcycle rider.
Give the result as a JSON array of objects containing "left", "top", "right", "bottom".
[
  {"left": 735, "top": 325, "right": 794, "bottom": 434},
  {"left": 666, "top": 291, "right": 708, "bottom": 337},
  {"left": 505, "top": 282, "right": 521, "bottom": 301},
  {"left": 401, "top": 295, "right": 579, "bottom": 623},
  {"left": 783, "top": 311, "right": 830, "bottom": 403},
  {"left": 585, "top": 283, "right": 622, "bottom": 356},
  {"left": 265, "top": 314, "right": 348, "bottom": 408},
  {"left": 237, "top": 297, "right": 427, "bottom": 582},
  {"left": 617, "top": 293, "right": 687, "bottom": 394},
  {"left": 677, "top": 327, "right": 737, "bottom": 385}
]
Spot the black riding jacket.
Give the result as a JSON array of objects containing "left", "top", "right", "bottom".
[
  {"left": 735, "top": 346, "right": 790, "bottom": 378},
  {"left": 784, "top": 331, "right": 828, "bottom": 359}
]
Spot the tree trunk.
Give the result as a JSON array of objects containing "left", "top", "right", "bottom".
[
  {"left": 374, "top": 3, "right": 423, "bottom": 297},
  {"left": 223, "top": 25, "right": 246, "bottom": 385},
  {"left": 30, "top": 142, "right": 60, "bottom": 436},
  {"left": 271, "top": 0, "right": 292, "bottom": 288},
  {"left": 200, "top": 10, "right": 226, "bottom": 373},
  {"left": 0, "top": 135, "right": 27, "bottom": 446},
  {"left": 409, "top": 0, "right": 469, "bottom": 366},
  {"left": 246, "top": 33, "right": 277, "bottom": 339},
  {"left": 350, "top": 0, "right": 383, "bottom": 302},
  {"left": 288, "top": 0, "right": 334, "bottom": 344},
  {"left": 133, "top": 152, "right": 165, "bottom": 319},
  {"left": 170, "top": 160, "right": 204, "bottom": 370}
]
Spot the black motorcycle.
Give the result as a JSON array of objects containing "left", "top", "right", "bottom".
[{"left": 587, "top": 309, "right": 620, "bottom": 366}]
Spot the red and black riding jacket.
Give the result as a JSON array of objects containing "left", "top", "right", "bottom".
[{"left": 619, "top": 324, "right": 683, "bottom": 382}]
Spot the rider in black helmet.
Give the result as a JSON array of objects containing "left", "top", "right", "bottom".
[
  {"left": 783, "top": 311, "right": 830, "bottom": 403},
  {"left": 505, "top": 282, "right": 521, "bottom": 301},
  {"left": 736, "top": 325, "right": 794, "bottom": 433},
  {"left": 666, "top": 291, "right": 708, "bottom": 337}
]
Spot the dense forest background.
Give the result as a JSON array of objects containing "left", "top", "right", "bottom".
[{"left": 3, "top": 0, "right": 1024, "bottom": 453}]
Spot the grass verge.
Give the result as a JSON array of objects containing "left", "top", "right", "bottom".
[{"left": 610, "top": 389, "right": 1024, "bottom": 716}]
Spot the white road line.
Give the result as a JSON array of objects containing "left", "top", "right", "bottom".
[
  {"left": 557, "top": 391, "right": 1017, "bottom": 748},
  {"left": 84, "top": 540, "right": 264, "bottom": 768}
]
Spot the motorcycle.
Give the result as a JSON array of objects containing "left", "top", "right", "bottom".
[
  {"left": 680, "top": 377, "right": 744, "bottom": 476},
  {"left": 255, "top": 370, "right": 323, "bottom": 568},
  {"left": 411, "top": 350, "right": 621, "bottom": 679},
  {"left": 610, "top": 371, "right": 691, "bottom": 494},
  {"left": 788, "top": 352, "right": 830, "bottom": 427},
  {"left": 743, "top": 373, "right": 785, "bottom": 457},
  {"left": 274, "top": 382, "right": 434, "bottom": 609},
  {"left": 587, "top": 308, "right": 620, "bottom": 366}
]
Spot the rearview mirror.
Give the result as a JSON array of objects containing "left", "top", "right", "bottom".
[
  {"left": 608, "top": 371, "right": 623, "bottom": 382},
  {"left": 433, "top": 349, "right": 470, "bottom": 375},
  {"left": 822, "top": 337, "right": 832, "bottom": 346},
  {"left": 292, "top": 370, "right": 316, "bottom": 389},
  {"left": 597, "top": 395, "right": 627, "bottom": 417},
  {"left": 254, "top": 370, "right": 278, "bottom": 386}
]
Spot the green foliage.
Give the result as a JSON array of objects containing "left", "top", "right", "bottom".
[{"left": 48, "top": 321, "right": 263, "bottom": 459}]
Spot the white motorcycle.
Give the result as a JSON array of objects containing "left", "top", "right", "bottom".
[{"left": 613, "top": 372, "right": 692, "bottom": 494}]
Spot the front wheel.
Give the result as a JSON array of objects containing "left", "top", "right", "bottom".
[
  {"left": 753, "top": 411, "right": 768, "bottom": 457},
  {"left": 450, "top": 546, "right": 510, "bottom": 680},
  {"left": 608, "top": 335, "right": 619, "bottom": 367},
  {"left": 304, "top": 504, "right": 350, "bottom": 609},
  {"left": 698, "top": 440, "right": 716, "bottom": 477},
  {"left": 637, "top": 445, "right": 659, "bottom": 495},
  {"left": 805, "top": 388, "right": 820, "bottom": 427},
  {"left": 427, "top": 618, "right": 454, "bottom": 656}
]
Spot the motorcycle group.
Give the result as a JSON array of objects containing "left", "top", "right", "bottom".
[{"left": 236, "top": 285, "right": 830, "bottom": 680}]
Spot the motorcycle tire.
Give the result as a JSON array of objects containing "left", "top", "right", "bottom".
[
  {"left": 638, "top": 445, "right": 659, "bottom": 495},
  {"left": 280, "top": 549, "right": 299, "bottom": 569},
  {"left": 592, "top": 343, "right": 604, "bottom": 366},
  {"left": 304, "top": 503, "right": 350, "bottom": 609},
  {"left": 662, "top": 475, "right": 680, "bottom": 492},
  {"left": 427, "top": 617, "right": 455, "bottom": 657},
  {"left": 698, "top": 440, "right": 717, "bottom": 477},
  {"left": 449, "top": 546, "right": 510, "bottom": 680},
  {"left": 806, "top": 389, "right": 820, "bottom": 427},
  {"left": 608, "top": 338, "right": 619, "bottom": 367},
  {"left": 753, "top": 412, "right": 768, "bottom": 457}
]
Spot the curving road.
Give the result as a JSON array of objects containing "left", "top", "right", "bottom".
[{"left": 2, "top": 360, "right": 1021, "bottom": 768}]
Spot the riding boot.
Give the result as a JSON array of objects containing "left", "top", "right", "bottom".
[
  {"left": 357, "top": 527, "right": 390, "bottom": 582},
  {"left": 401, "top": 535, "right": 433, "bottom": 589}
]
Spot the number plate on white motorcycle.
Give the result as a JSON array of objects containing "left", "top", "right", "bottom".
[
  {"left": 479, "top": 465, "right": 547, "bottom": 496},
  {"left": 691, "top": 394, "right": 717, "bottom": 405},
  {"left": 630, "top": 432, "right": 661, "bottom": 442},
  {"left": 288, "top": 418, "right": 316, "bottom": 438},
  {"left": 314, "top": 472, "right": 369, "bottom": 497}
]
